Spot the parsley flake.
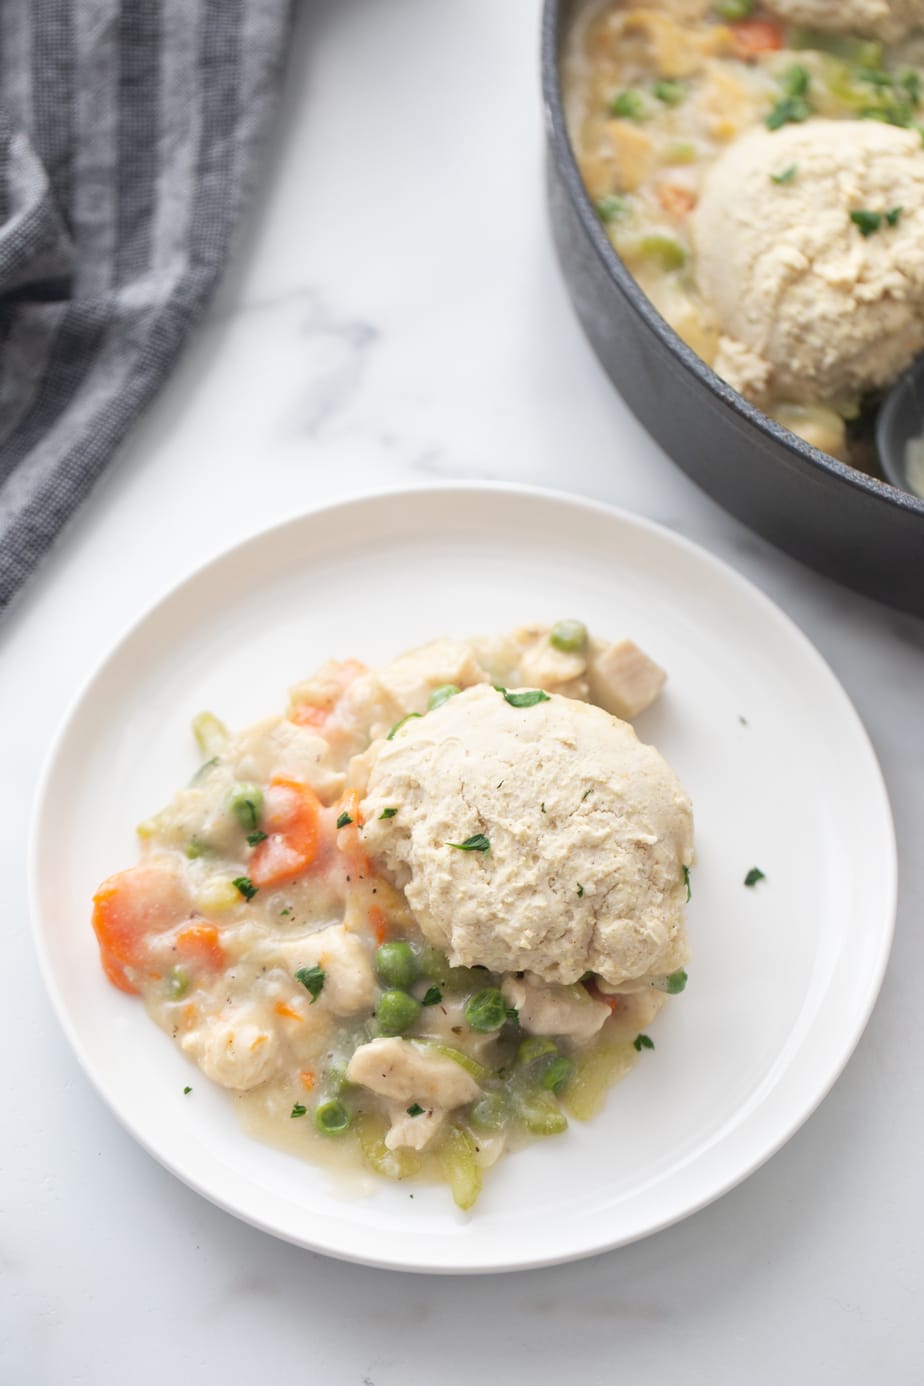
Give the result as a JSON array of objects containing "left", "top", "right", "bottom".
[
  {"left": 582, "top": 788, "right": 593, "bottom": 801},
  {"left": 379, "top": 807, "right": 398, "bottom": 819},
  {"left": 771, "top": 164, "right": 797, "bottom": 185},
  {"left": 246, "top": 830, "right": 267, "bottom": 846},
  {"left": 336, "top": 811, "right": 353, "bottom": 829},
  {"left": 183, "top": 1086, "right": 192, "bottom": 1095},
  {"left": 406, "top": 1103, "right": 425, "bottom": 1117},
  {"left": 232, "top": 875, "right": 258, "bottom": 901},
  {"left": 596, "top": 194, "right": 628, "bottom": 223},
  {"left": 279, "top": 907, "right": 293, "bottom": 918},
  {"left": 682, "top": 865, "right": 692, "bottom": 902},
  {"left": 541, "top": 802, "right": 547, "bottom": 814},
  {"left": 744, "top": 866, "right": 766, "bottom": 887},
  {"left": 506, "top": 1007, "right": 520, "bottom": 1025},
  {"left": 422, "top": 986, "right": 443, "bottom": 1006},
  {"left": 295, "top": 965, "right": 325, "bottom": 1002},
  {"left": 577, "top": 883, "right": 584, "bottom": 898},
  {"left": 446, "top": 833, "right": 490, "bottom": 853},
  {"left": 633, "top": 1033, "right": 655, "bottom": 1052},
  {"left": 851, "top": 209, "right": 882, "bottom": 236},
  {"left": 494, "top": 685, "right": 551, "bottom": 708},
  {"left": 886, "top": 205, "right": 904, "bottom": 226},
  {"left": 290, "top": 1103, "right": 307, "bottom": 1118}
]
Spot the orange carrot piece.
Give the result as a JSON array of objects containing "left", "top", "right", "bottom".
[
  {"left": 368, "top": 903, "right": 388, "bottom": 946},
  {"left": 289, "top": 658, "right": 367, "bottom": 727},
  {"left": 730, "top": 17, "right": 783, "bottom": 56},
  {"left": 274, "top": 1000, "right": 303, "bottom": 1022},
  {"left": 299, "top": 1069, "right": 316, "bottom": 1091},
  {"left": 175, "top": 922, "right": 226, "bottom": 973},
  {"left": 250, "top": 778, "right": 321, "bottom": 887},
  {"left": 92, "top": 859, "right": 190, "bottom": 992},
  {"left": 289, "top": 704, "right": 329, "bottom": 730},
  {"left": 657, "top": 184, "right": 696, "bottom": 218}
]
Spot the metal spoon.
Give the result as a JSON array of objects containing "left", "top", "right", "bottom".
[{"left": 876, "top": 355, "right": 924, "bottom": 497}]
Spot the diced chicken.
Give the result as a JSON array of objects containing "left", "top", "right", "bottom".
[
  {"left": 587, "top": 638, "right": 666, "bottom": 720},
  {"left": 233, "top": 716, "right": 345, "bottom": 804},
  {"left": 346, "top": 1037, "right": 481, "bottom": 1108},
  {"left": 267, "top": 923, "right": 376, "bottom": 1016},
  {"left": 501, "top": 973, "right": 610, "bottom": 1045},
  {"left": 183, "top": 1007, "right": 282, "bottom": 1090},
  {"left": 375, "top": 639, "right": 488, "bottom": 715},
  {"left": 517, "top": 630, "right": 589, "bottom": 699},
  {"left": 384, "top": 1101, "right": 447, "bottom": 1152}
]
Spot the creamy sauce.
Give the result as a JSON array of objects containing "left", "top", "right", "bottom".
[{"left": 91, "top": 624, "right": 686, "bottom": 1209}]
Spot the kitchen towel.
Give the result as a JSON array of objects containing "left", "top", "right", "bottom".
[{"left": 0, "top": 0, "right": 292, "bottom": 619}]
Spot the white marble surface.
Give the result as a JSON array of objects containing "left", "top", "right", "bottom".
[{"left": 3, "top": 1, "right": 923, "bottom": 1381}]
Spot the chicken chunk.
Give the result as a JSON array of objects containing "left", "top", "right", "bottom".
[
  {"left": 501, "top": 973, "right": 611, "bottom": 1045},
  {"left": 588, "top": 639, "right": 666, "bottom": 720},
  {"left": 346, "top": 1037, "right": 481, "bottom": 1108},
  {"left": 183, "top": 1007, "right": 282, "bottom": 1090},
  {"left": 233, "top": 716, "right": 345, "bottom": 804},
  {"left": 375, "top": 639, "right": 488, "bottom": 714},
  {"left": 384, "top": 1101, "right": 447, "bottom": 1152},
  {"left": 266, "top": 923, "right": 375, "bottom": 1016},
  {"left": 517, "top": 630, "right": 589, "bottom": 699}
]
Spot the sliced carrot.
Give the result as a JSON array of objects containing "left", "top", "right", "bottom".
[
  {"left": 657, "top": 184, "right": 696, "bottom": 218},
  {"left": 289, "top": 658, "right": 367, "bottom": 727},
  {"left": 730, "top": 17, "right": 783, "bottom": 57},
  {"left": 274, "top": 1000, "right": 303, "bottom": 1022},
  {"left": 182, "top": 1002, "right": 200, "bottom": 1030},
  {"left": 92, "top": 858, "right": 190, "bottom": 991},
  {"left": 250, "top": 778, "right": 321, "bottom": 887},
  {"left": 299, "top": 1069, "right": 316, "bottom": 1092},
  {"left": 175, "top": 922, "right": 226, "bottom": 973},
  {"left": 368, "top": 903, "right": 388, "bottom": 947}
]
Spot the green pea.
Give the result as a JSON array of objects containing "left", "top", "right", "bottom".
[
  {"left": 549, "top": 619, "right": 588, "bottom": 653},
  {"left": 609, "top": 89, "right": 646, "bottom": 120},
  {"left": 314, "top": 1100, "right": 351, "bottom": 1135},
  {"left": 464, "top": 988, "right": 508, "bottom": 1033},
  {"left": 230, "top": 782, "right": 263, "bottom": 833},
  {"left": 376, "top": 989, "right": 422, "bottom": 1036},
  {"left": 713, "top": 0, "right": 752, "bottom": 17},
  {"left": 469, "top": 1091, "right": 510, "bottom": 1133},
  {"left": 517, "top": 1036, "right": 559, "bottom": 1067},
  {"left": 541, "top": 1056, "right": 574, "bottom": 1095},
  {"left": 166, "top": 965, "right": 189, "bottom": 999},
  {"left": 428, "top": 684, "right": 460, "bottom": 710},
  {"left": 374, "top": 941, "right": 418, "bottom": 989}
]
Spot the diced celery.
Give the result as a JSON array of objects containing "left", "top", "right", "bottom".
[
  {"left": 563, "top": 1036, "right": 637, "bottom": 1122},
  {"left": 192, "top": 711, "right": 229, "bottom": 758},
  {"left": 438, "top": 1126, "right": 483, "bottom": 1210},
  {"left": 514, "top": 1090, "right": 568, "bottom": 1136},
  {"left": 355, "top": 1112, "right": 422, "bottom": 1181},
  {"left": 638, "top": 234, "right": 686, "bottom": 271},
  {"left": 193, "top": 878, "right": 242, "bottom": 914},
  {"left": 414, "top": 1040, "right": 490, "bottom": 1082}
]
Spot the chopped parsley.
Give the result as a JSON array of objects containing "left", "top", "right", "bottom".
[
  {"left": 506, "top": 1007, "right": 520, "bottom": 1025},
  {"left": 295, "top": 965, "right": 325, "bottom": 1002},
  {"left": 744, "top": 866, "right": 766, "bottom": 887},
  {"left": 279, "top": 906, "right": 293, "bottom": 918},
  {"left": 246, "top": 830, "right": 267, "bottom": 846},
  {"left": 183, "top": 1086, "right": 192, "bottom": 1095},
  {"left": 886, "top": 205, "right": 904, "bottom": 226},
  {"left": 633, "top": 1033, "right": 655, "bottom": 1052},
  {"left": 541, "top": 802, "right": 547, "bottom": 814},
  {"left": 771, "top": 164, "right": 797, "bottom": 185},
  {"left": 766, "top": 68, "right": 812, "bottom": 131},
  {"left": 596, "top": 194, "right": 628, "bottom": 223},
  {"left": 406, "top": 1103, "right": 425, "bottom": 1117},
  {"left": 851, "top": 209, "right": 883, "bottom": 236},
  {"left": 290, "top": 1103, "right": 307, "bottom": 1119},
  {"left": 682, "top": 865, "right": 692, "bottom": 902},
  {"left": 422, "top": 986, "right": 443, "bottom": 1006},
  {"left": 379, "top": 807, "right": 398, "bottom": 819},
  {"left": 582, "top": 788, "right": 593, "bottom": 801},
  {"left": 494, "top": 685, "right": 551, "bottom": 708},
  {"left": 577, "top": 883, "right": 584, "bottom": 898},
  {"left": 386, "top": 712, "right": 423, "bottom": 740},
  {"left": 232, "top": 875, "right": 258, "bottom": 901},
  {"left": 336, "top": 811, "right": 353, "bottom": 829},
  {"left": 447, "top": 833, "right": 491, "bottom": 853}
]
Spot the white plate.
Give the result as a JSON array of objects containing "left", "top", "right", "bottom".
[{"left": 29, "top": 485, "right": 896, "bottom": 1273}]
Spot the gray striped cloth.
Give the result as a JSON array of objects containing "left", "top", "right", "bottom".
[{"left": 0, "top": 0, "right": 292, "bottom": 619}]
